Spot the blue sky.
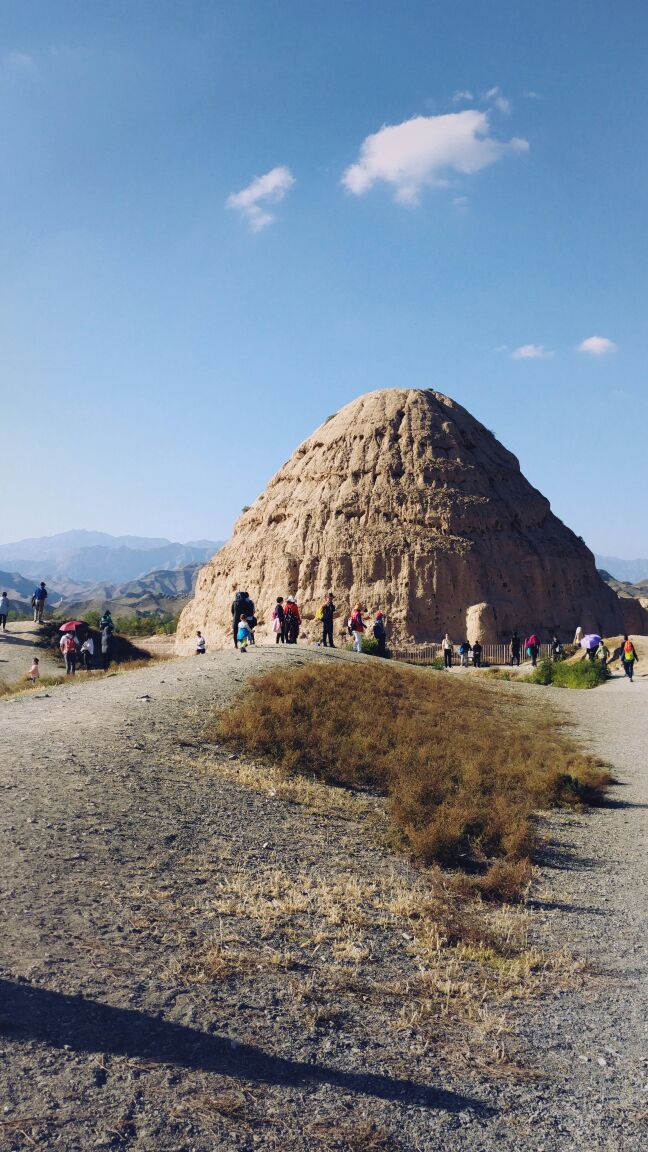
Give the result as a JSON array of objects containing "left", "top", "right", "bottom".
[{"left": 1, "top": 1, "right": 646, "bottom": 555}]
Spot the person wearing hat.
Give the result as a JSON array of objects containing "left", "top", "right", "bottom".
[
  {"left": 284, "top": 596, "right": 301, "bottom": 644},
  {"left": 372, "top": 611, "right": 386, "bottom": 657}
]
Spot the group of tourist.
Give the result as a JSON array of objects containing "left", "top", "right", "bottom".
[{"left": 58, "top": 610, "right": 116, "bottom": 675}]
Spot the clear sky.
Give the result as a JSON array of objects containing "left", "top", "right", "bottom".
[{"left": 1, "top": 1, "right": 646, "bottom": 555}]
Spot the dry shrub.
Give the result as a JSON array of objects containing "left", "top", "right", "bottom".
[{"left": 213, "top": 662, "right": 610, "bottom": 898}]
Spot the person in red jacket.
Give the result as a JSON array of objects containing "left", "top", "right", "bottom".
[
  {"left": 284, "top": 597, "right": 301, "bottom": 644},
  {"left": 349, "top": 604, "right": 366, "bottom": 653}
]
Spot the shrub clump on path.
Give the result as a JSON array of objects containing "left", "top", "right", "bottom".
[{"left": 213, "top": 661, "right": 611, "bottom": 898}]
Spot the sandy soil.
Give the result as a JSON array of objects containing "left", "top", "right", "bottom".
[
  {"left": 0, "top": 622, "right": 61, "bottom": 687},
  {"left": 1, "top": 644, "right": 647, "bottom": 1150}
]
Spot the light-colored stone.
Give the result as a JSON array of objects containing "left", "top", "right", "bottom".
[{"left": 177, "top": 388, "right": 624, "bottom": 650}]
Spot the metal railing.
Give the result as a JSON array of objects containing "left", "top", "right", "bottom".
[{"left": 390, "top": 642, "right": 554, "bottom": 667}]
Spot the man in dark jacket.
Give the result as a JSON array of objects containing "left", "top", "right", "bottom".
[
  {"left": 231, "top": 591, "right": 254, "bottom": 648},
  {"left": 321, "top": 593, "right": 336, "bottom": 647}
]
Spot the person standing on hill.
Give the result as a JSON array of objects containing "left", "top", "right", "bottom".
[
  {"left": 596, "top": 639, "right": 609, "bottom": 670},
  {"left": 231, "top": 591, "right": 254, "bottom": 649},
  {"left": 472, "top": 640, "right": 482, "bottom": 668},
  {"left": 195, "top": 631, "right": 206, "bottom": 655},
  {"left": 32, "top": 582, "right": 48, "bottom": 623},
  {"left": 372, "top": 611, "right": 386, "bottom": 657},
  {"left": 526, "top": 633, "right": 540, "bottom": 668},
  {"left": 237, "top": 614, "right": 253, "bottom": 653},
  {"left": 459, "top": 640, "right": 471, "bottom": 668},
  {"left": 0, "top": 591, "right": 8, "bottom": 632},
  {"left": 441, "top": 633, "right": 453, "bottom": 669},
  {"left": 621, "top": 636, "right": 639, "bottom": 681},
  {"left": 99, "top": 609, "right": 114, "bottom": 633},
  {"left": 60, "top": 631, "right": 77, "bottom": 675},
  {"left": 321, "top": 593, "right": 336, "bottom": 648},
  {"left": 284, "top": 597, "right": 301, "bottom": 644},
  {"left": 510, "top": 632, "right": 521, "bottom": 666},
  {"left": 349, "top": 604, "right": 366, "bottom": 653},
  {"left": 80, "top": 634, "right": 94, "bottom": 671},
  {"left": 272, "top": 597, "right": 285, "bottom": 644}
]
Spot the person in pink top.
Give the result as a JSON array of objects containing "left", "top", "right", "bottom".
[{"left": 28, "top": 657, "right": 40, "bottom": 682}]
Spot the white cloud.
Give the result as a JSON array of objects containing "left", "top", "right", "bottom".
[
  {"left": 452, "top": 195, "right": 469, "bottom": 211},
  {"left": 482, "top": 85, "right": 511, "bottom": 114},
  {"left": 342, "top": 111, "right": 528, "bottom": 205},
  {"left": 577, "top": 336, "right": 618, "bottom": 356},
  {"left": 452, "top": 89, "right": 474, "bottom": 103},
  {"left": 226, "top": 166, "right": 295, "bottom": 232},
  {"left": 524, "top": 90, "right": 542, "bottom": 100},
  {"left": 512, "top": 344, "right": 555, "bottom": 360},
  {"left": 2, "top": 51, "right": 37, "bottom": 76}
]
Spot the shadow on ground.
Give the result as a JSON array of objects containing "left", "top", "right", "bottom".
[{"left": 0, "top": 979, "right": 493, "bottom": 1116}]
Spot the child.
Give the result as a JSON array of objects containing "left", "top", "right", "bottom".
[
  {"left": 196, "top": 630, "right": 206, "bottom": 655},
  {"left": 236, "top": 614, "right": 253, "bottom": 653},
  {"left": 28, "top": 657, "right": 40, "bottom": 682}
]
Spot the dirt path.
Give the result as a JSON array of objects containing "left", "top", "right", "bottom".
[
  {"left": 0, "top": 622, "right": 61, "bottom": 686},
  {"left": 1, "top": 646, "right": 647, "bottom": 1150}
]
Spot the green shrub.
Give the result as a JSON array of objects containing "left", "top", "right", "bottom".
[
  {"left": 527, "top": 657, "right": 609, "bottom": 689},
  {"left": 345, "top": 635, "right": 390, "bottom": 657},
  {"left": 113, "top": 613, "right": 179, "bottom": 637}
]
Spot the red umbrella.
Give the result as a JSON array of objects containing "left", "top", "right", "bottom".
[{"left": 59, "top": 620, "right": 87, "bottom": 632}]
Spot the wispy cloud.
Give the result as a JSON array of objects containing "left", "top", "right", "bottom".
[
  {"left": 577, "top": 336, "right": 618, "bottom": 356},
  {"left": 523, "top": 90, "right": 542, "bottom": 100},
  {"left": 226, "top": 166, "right": 295, "bottom": 232},
  {"left": 482, "top": 85, "right": 511, "bottom": 114},
  {"left": 512, "top": 344, "right": 555, "bottom": 360},
  {"left": 342, "top": 111, "right": 528, "bottom": 206},
  {"left": 452, "top": 89, "right": 474, "bottom": 104},
  {"left": 452, "top": 195, "right": 469, "bottom": 211},
  {"left": 2, "top": 51, "right": 37, "bottom": 76}
]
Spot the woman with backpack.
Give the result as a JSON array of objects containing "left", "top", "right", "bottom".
[
  {"left": 349, "top": 604, "right": 366, "bottom": 653},
  {"left": 272, "top": 597, "right": 286, "bottom": 644},
  {"left": 621, "top": 636, "right": 639, "bottom": 681},
  {"left": 284, "top": 597, "right": 301, "bottom": 644}
]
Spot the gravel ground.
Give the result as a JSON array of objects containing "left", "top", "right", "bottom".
[{"left": 1, "top": 644, "right": 647, "bottom": 1150}]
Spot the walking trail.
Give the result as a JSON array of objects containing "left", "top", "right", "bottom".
[{"left": 0, "top": 642, "right": 647, "bottom": 1151}]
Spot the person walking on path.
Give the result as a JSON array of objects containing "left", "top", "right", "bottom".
[
  {"left": 525, "top": 633, "right": 540, "bottom": 668},
  {"left": 195, "top": 631, "right": 206, "bottom": 655},
  {"left": 284, "top": 597, "right": 301, "bottom": 645},
  {"left": 510, "top": 632, "right": 521, "bottom": 667},
  {"left": 551, "top": 635, "right": 564, "bottom": 662},
  {"left": 321, "top": 593, "right": 336, "bottom": 648},
  {"left": 231, "top": 591, "right": 254, "bottom": 649},
  {"left": 80, "top": 635, "right": 94, "bottom": 671},
  {"left": 101, "top": 626, "right": 114, "bottom": 671},
  {"left": 441, "top": 633, "right": 453, "bottom": 669},
  {"left": 621, "top": 636, "right": 639, "bottom": 681},
  {"left": 28, "top": 657, "right": 39, "bottom": 682},
  {"left": 272, "top": 597, "right": 285, "bottom": 644},
  {"left": 472, "top": 640, "right": 482, "bottom": 668},
  {"left": 349, "top": 604, "right": 366, "bottom": 653},
  {"left": 372, "top": 611, "right": 386, "bottom": 657},
  {"left": 236, "top": 614, "right": 253, "bottom": 653},
  {"left": 60, "top": 631, "right": 77, "bottom": 675},
  {"left": 32, "top": 582, "right": 48, "bottom": 623},
  {"left": 459, "top": 640, "right": 471, "bottom": 668},
  {"left": 0, "top": 591, "right": 8, "bottom": 631}
]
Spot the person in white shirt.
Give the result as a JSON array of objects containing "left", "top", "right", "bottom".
[
  {"left": 441, "top": 633, "right": 453, "bottom": 669},
  {"left": 80, "top": 635, "right": 94, "bottom": 671},
  {"left": 196, "top": 631, "right": 206, "bottom": 654},
  {"left": 0, "top": 592, "right": 8, "bottom": 631}
]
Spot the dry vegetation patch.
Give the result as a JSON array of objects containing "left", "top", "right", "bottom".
[{"left": 211, "top": 661, "right": 610, "bottom": 899}]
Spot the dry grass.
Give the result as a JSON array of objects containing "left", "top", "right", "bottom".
[
  {"left": 0, "top": 658, "right": 168, "bottom": 700},
  {"left": 211, "top": 661, "right": 610, "bottom": 899}
]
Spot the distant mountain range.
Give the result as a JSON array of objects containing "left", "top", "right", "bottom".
[
  {"left": 0, "top": 530, "right": 223, "bottom": 585},
  {"left": 595, "top": 556, "right": 648, "bottom": 584}
]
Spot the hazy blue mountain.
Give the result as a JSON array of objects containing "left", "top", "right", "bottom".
[
  {"left": 0, "top": 531, "right": 223, "bottom": 584},
  {"left": 595, "top": 556, "right": 648, "bottom": 584}
]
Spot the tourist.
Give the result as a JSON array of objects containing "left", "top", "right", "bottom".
[
  {"left": 231, "top": 591, "right": 254, "bottom": 649},
  {"left": 551, "top": 635, "right": 563, "bottom": 662},
  {"left": 284, "top": 597, "right": 301, "bottom": 644},
  {"left": 441, "top": 632, "right": 453, "bottom": 669},
  {"left": 596, "top": 639, "right": 609, "bottom": 670},
  {"left": 472, "top": 640, "right": 482, "bottom": 668},
  {"left": 510, "top": 632, "right": 521, "bottom": 667},
  {"left": 0, "top": 591, "right": 8, "bottom": 632},
  {"left": 80, "top": 634, "right": 94, "bottom": 671},
  {"left": 272, "top": 597, "right": 285, "bottom": 644},
  {"left": 32, "top": 582, "right": 48, "bottom": 623},
  {"left": 321, "top": 592, "right": 336, "bottom": 648},
  {"left": 60, "top": 630, "right": 77, "bottom": 675},
  {"left": 237, "top": 613, "right": 253, "bottom": 653},
  {"left": 372, "top": 611, "right": 386, "bottom": 656},
  {"left": 459, "top": 640, "right": 471, "bottom": 668},
  {"left": 28, "top": 656, "right": 39, "bottom": 682},
  {"left": 526, "top": 633, "right": 540, "bottom": 668},
  {"left": 101, "top": 625, "right": 114, "bottom": 671},
  {"left": 620, "top": 635, "right": 639, "bottom": 681},
  {"left": 99, "top": 608, "right": 114, "bottom": 634},
  {"left": 573, "top": 624, "right": 583, "bottom": 646},
  {"left": 349, "top": 604, "right": 366, "bottom": 653},
  {"left": 195, "top": 630, "right": 206, "bottom": 655}
]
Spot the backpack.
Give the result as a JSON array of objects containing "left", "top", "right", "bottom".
[
  {"left": 63, "top": 635, "right": 75, "bottom": 653},
  {"left": 624, "top": 641, "right": 635, "bottom": 661}
]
